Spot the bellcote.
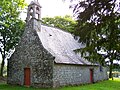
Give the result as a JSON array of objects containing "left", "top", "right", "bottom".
[{"left": 26, "top": 0, "right": 41, "bottom": 22}]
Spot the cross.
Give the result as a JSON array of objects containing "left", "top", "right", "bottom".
[{"left": 34, "top": 0, "right": 38, "bottom": 2}]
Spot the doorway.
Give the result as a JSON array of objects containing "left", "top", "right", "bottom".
[
  {"left": 90, "top": 69, "right": 94, "bottom": 83},
  {"left": 24, "top": 68, "right": 31, "bottom": 86}
]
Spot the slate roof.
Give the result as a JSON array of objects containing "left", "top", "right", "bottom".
[{"left": 37, "top": 25, "right": 92, "bottom": 65}]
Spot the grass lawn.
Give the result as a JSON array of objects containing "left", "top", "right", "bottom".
[{"left": 0, "top": 78, "right": 120, "bottom": 90}]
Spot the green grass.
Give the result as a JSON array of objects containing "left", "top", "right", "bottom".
[
  {"left": 59, "top": 78, "right": 120, "bottom": 90},
  {"left": 0, "top": 78, "right": 120, "bottom": 90}
]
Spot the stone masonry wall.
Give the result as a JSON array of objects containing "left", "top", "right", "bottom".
[
  {"left": 7, "top": 19, "right": 55, "bottom": 88},
  {"left": 93, "top": 66, "right": 108, "bottom": 82},
  {"left": 7, "top": 18, "right": 108, "bottom": 88},
  {"left": 53, "top": 64, "right": 108, "bottom": 87}
]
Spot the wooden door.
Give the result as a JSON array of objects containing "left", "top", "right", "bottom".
[
  {"left": 90, "top": 69, "right": 93, "bottom": 83},
  {"left": 24, "top": 68, "right": 31, "bottom": 86}
]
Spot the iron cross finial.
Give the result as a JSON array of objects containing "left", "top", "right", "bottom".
[{"left": 34, "top": 0, "right": 38, "bottom": 2}]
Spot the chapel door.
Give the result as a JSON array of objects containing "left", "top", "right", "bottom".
[
  {"left": 90, "top": 69, "right": 94, "bottom": 83},
  {"left": 24, "top": 68, "right": 31, "bottom": 86}
]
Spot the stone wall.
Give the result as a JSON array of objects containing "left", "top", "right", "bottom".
[
  {"left": 53, "top": 64, "right": 108, "bottom": 87},
  {"left": 93, "top": 66, "right": 108, "bottom": 82},
  {"left": 7, "top": 18, "right": 108, "bottom": 88},
  {"left": 7, "top": 19, "right": 55, "bottom": 88}
]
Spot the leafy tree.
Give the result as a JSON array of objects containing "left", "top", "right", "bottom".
[
  {"left": 42, "top": 15, "right": 77, "bottom": 33},
  {"left": 0, "top": 0, "right": 26, "bottom": 76},
  {"left": 74, "top": 0, "right": 120, "bottom": 78}
]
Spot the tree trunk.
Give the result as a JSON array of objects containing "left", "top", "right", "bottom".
[
  {"left": 109, "top": 60, "right": 113, "bottom": 79},
  {"left": 0, "top": 52, "right": 5, "bottom": 77},
  {"left": 0, "top": 36, "right": 6, "bottom": 77},
  {"left": 0, "top": 58, "right": 5, "bottom": 77}
]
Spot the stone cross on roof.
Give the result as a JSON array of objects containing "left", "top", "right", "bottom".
[{"left": 33, "top": 0, "right": 38, "bottom": 3}]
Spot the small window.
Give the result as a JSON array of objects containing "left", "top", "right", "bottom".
[
  {"left": 100, "top": 66, "right": 103, "bottom": 72},
  {"left": 35, "top": 13, "right": 39, "bottom": 19},
  {"left": 29, "top": 7, "right": 33, "bottom": 11},
  {"left": 36, "top": 7, "right": 39, "bottom": 11}
]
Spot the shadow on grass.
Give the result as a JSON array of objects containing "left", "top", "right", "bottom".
[{"left": 0, "top": 83, "right": 53, "bottom": 90}]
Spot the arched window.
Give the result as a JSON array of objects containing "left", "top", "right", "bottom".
[
  {"left": 36, "top": 7, "right": 39, "bottom": 11},
  {"left": 29, "top": 7, "right": 33, "bottom": 15}
]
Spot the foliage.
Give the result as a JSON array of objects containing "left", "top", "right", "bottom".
[
  {"left": 0, "top": 78, "right": 120, "bottom": 90},
  {"left": 74, "top": 0, "right": 120, "bottom": 78},
  {"left": 0, "top": 0, "right": 26, "bottom": 76},
  {"left": 42, "top": 15, "right": 77, "bottom": 33}
]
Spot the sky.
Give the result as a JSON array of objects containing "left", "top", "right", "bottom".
[
  {"left": 20, "top": 0, "right": 74, "bottom": 20},
  {"left": 1, "top": 0, "right": 120, "bottom": 64},
  {"left": 0, "top": 0, "right": 75, "bottom": 63}
]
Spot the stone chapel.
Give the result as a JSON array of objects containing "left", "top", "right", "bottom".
[{"left": 7, "top": 0, "right": 108, "bottom": 88}]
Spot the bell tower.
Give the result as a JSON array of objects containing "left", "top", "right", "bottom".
[{"left": 26, "top": 0, "right": 41, "bottom": 22}]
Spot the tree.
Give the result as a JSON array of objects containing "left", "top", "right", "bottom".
[
  {"left": 42, "top": 15, "right": 77, "bottom": 33},
  {"left": 74, "top": 0, "right": 120, "bottom": 78},
  {"left": 0, "top": 0, "right": 26, "bottom": 76}
]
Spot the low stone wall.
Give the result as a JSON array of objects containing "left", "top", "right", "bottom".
[{"left": 53, "top": 64, "right": 108, "bottom": 87}]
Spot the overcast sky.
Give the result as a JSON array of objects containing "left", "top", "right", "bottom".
[
  {"left": 0, "top": 0, "right": 75, "bottom": 63},
  {"left": 1, "top": 0, "right": 120, "bottom": 64},
  {"left": 20, "top": 0, "right": 74, "bottom": 20}
]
